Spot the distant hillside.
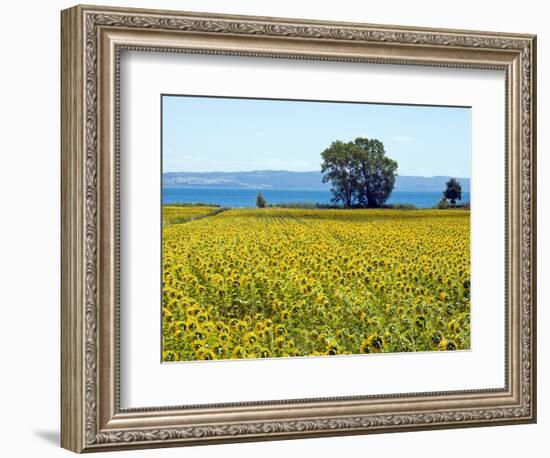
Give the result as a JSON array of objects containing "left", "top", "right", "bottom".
[
  {"left": 163, "top": 171, "right": 470, "bottom": 193},
  {"left": 163, "top": 170, "right": 326, "bottom": 190},
  {"left": 393, "top": 175, "right": 470, "bottom": 193}
]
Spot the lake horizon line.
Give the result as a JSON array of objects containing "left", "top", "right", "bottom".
[{"left": 162, "top": 187, "right": 470, "bottom": 209}]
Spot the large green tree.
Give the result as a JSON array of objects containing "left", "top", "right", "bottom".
[
  {"left": 321, "top": 137, "right": 398, "bottom": 208},
  {"left": 353, "top": 138, "right": 398, "bottom": 208},
  {"left": 320, "top": 140, "right": 359, "bottom": 208}
]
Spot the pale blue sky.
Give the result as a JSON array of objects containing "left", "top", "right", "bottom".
[{"left": 162, "top": 95, "right": 471, "bottom": 177}]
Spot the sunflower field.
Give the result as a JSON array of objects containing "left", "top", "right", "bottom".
[{"left": 162, "top": 208, "right": 470, "bottom": 362}]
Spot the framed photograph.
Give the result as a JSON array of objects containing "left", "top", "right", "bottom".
[{"left": 61, "top": 4, "right": 537, "bottom": 453}]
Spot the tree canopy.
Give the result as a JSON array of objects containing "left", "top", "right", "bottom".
[
  {"left": 321, "top": 137, "right": 398, "bottom": 208},
  {"left": 443, "top": 178, "right": 462, "bottom": 205},
  {"left": 256, "top": 192, "right": 267, "bottom": 208}
]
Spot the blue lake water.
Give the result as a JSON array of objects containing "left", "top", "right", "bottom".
[{"left": 163, "top": 188, "right": 470, "bottom": 209}]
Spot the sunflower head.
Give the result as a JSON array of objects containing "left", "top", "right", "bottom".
[
  {"left": 368, "top": 334, "right": 384, "bottom": 353},
  {"left": 196, "top": 311, "right": 208, "bottom": 323},
  {"left": 243, "top": 331, "right": 258, "bottom": 346},
  {"left": 163, "top": 350, "right": 176, "bottom": 362},
  {"left": 274, "top": 336, "right": 286, "bottom": 350},
  {"left": 274, "top": 324, "right": 286, "bottom": 336},
  {"left": 360, "top": 338, "right": 371, "bottom": 354},
  {"left": 447, "top": 320, "right": 459, "bottom": 334},
  {"left": 431, "top": 331, "right": 443, "bottom": 345},
  {"left": 414, "top": 315, "right": 426, "bottom": 329},
  {"left": 325, "top": 338, "right": 339, "bottom": 355},
  {"left": 231, "top": 345, "right": 245, "bottom": 359},
  {"left": 196, "top": 348, "right": 216, "bottom": 360}
]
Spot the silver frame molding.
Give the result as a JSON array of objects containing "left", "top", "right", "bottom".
[{"left": 61, "top": 4, "right": 537, "bottom": 453}]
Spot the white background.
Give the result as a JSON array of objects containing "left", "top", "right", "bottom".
[
  {"left": 121, "top": 53, "right": 505, "bottom": 407},
  {"left": 0, "top": 0, "right": 546, "bottom": 457}
]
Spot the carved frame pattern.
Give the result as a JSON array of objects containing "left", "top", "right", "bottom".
[{"left": 61, "top": 4, "right": 536, "bottom": 453}]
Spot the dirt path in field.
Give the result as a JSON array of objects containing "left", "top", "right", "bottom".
[
  {"left": 165, "top": 207, "right": 230, "bottom": 226},
  {"left": 187, "top": 207, "right": 229, "bottom": 222}
]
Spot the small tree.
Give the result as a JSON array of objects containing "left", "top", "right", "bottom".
[
  {"left": 443, "top": 178, "right": 462, "bottom": 205},
  {"left": 256, "top": 193, "right": 267, "bottom": 208},
  {"left": 435, "top": 197, "right": 451, "bottom": 209}
]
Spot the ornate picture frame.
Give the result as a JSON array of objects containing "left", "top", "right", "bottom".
[{"left": 61, "top": 4, "right": 536, "bottom": 453}]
